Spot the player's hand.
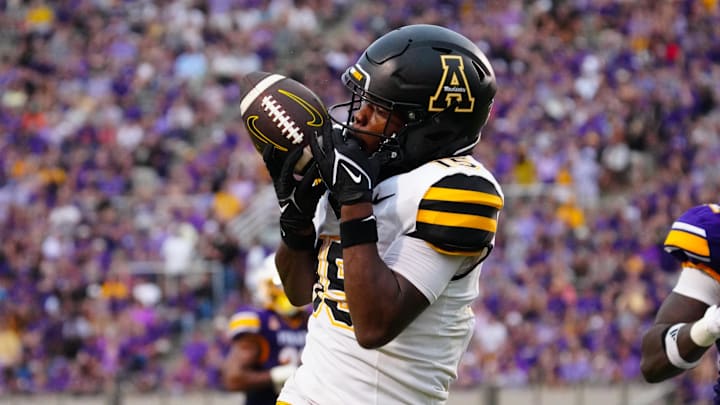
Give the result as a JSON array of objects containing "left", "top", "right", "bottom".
[
  {"left": 309, "top": 125, "right": 379, "bottom": 205},
  {"left": 269, "top": 363, "right": 296, "bottom": 393},
  {"left": 263, "top": 145, "right": 325, "bottom": 250},
  {"left": 690, "top": 304, "right": 720, "bottom": 347}
]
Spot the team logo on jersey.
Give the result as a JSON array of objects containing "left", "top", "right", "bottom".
[{"left": 429, "top": 55, "right": 475, "bottom": 113}]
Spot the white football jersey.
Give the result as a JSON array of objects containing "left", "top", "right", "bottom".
[{"left": 279, "top": 155, "right": 503, "bottom": 405}]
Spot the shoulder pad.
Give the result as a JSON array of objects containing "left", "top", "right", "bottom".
[
  {"left": 664, "top": 203, "right": 720, "bottom": 279},
  {"left": 409, "top": 173, "right": 503, "bottom": 255}
]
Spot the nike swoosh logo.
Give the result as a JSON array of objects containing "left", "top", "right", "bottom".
[
  {"left": 246, "top": 116, "right": 286, "bottom": 151},
  {"left": 372, "top": 193, "right": 395, "bottom": 205},
  {"left": 279, "top": 89, "right": 325, "bottom": 127},
  {"left": 341, "top": 163, "right": 362, "bottom": 184},
  {"left": 280, "top": 203, "right": 289, "bottom": 213}
]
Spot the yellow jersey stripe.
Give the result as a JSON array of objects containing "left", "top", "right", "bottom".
[
  {"left": 424, "top": 187, "right": 503, "bottom": 209},
  {"left": 417, "top": 209, "right": 497, "bottom": 232},
  {"left": 665, "top": 229, "right": 710, "bottom": 257}
]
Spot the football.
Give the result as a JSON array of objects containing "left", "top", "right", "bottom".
[{"left": 239, "top": 71, "right": 328, "bottom": 173}]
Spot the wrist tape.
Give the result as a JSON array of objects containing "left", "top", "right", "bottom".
[
  {"left": 270, "top": 363, "right": 296, "bottom": 393},
  {"left": 340, "top": 215, "right": 378, "bottom": 248},
  {"left": 664, "top": 323, "right": 701, "bottom": 369},
  {"left": 690, "top": 311, "right": 719, "bottom": 347}
]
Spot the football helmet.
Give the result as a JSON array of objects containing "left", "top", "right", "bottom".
[
  {"left": 664, "top": 203, "right": 720, "bottom": 281},
  {"left": 331, "top": 24, "right": 497, "bottom": 177},
  {"left": 247, "top": 253, "right": 301, "bottom": 317}
]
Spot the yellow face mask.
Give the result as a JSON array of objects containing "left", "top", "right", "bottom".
[
  {"left": 270, "top": 291, "right": 300, "bottom": 317},
  {"left": 251, "top": 253, "right": 305, "bottom": 317}
]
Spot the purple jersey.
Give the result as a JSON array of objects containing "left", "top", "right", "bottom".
[{"left": 227, "top": 305, "right": 307, "bottom": 405}]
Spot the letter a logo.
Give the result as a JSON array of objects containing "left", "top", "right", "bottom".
[{"left": 428, "top": 55, "right": 475, "bottom": 113}]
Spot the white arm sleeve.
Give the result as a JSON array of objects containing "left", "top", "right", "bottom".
[
  {"left": 381, "top": 235, "right": 466, "bottom": 303},
  {"left": 673, "top": 267, "right": 720, "bottom": 306}
]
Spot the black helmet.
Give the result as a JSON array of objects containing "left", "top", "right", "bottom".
[{"left": 332, "top": 24, "right": 496, "bottom": 176}]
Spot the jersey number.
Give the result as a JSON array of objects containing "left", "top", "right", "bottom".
[
  {"left": 435, "top": 156, "right": 479, "bottom": 168},
  {"left": 312, "top": 237, "right": 353, "bottom": 329}
]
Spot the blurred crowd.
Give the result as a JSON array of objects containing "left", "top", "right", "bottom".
[{"left": 1, "top": 0, "right": 719, "bottom": 402}]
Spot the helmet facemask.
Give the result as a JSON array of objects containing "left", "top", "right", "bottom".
[
  {"left": 330, "top": 76, "right": 442, "bottom": 178},
  {"left": 329, "top": 77, "right": 414, "bottom": 149}
]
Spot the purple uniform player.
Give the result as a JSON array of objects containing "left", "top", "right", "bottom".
[
  {"left": 641, "top": 204, "right": 720, "bottom": 403},
  {"left": 222, "top": 254, "right": 308, "bottom": 405}
]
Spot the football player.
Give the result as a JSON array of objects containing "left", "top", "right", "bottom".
[
  {"left": 262, "top": 24, "right": 503, "bottom": 403},
  {"left": 221, "top": 254, "right": 308, "bottom": 405},
  {"left": 640, "top": 204, "right": 720, "bottom": 393}
]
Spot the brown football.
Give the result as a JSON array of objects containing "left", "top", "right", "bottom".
[{"left": 239, "top": 71, "right": 328, "bottom": 172}]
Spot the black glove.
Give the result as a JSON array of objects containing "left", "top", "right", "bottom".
[
  {"left": 263, "top": 145, "right": 325, "bottom": 250},
  {"left": 309, "top": 125, "right": 379, "bottom": 205}
]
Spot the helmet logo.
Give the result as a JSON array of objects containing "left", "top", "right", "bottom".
[
  {"left": 350, "top": 66, "right": 365, "bottom": 82},
  {"left": 349, "top": 65, "right": 370, "bottom": 90},
  {"left": 429, "top": 55, "right": 475, "bottom": 113}
]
